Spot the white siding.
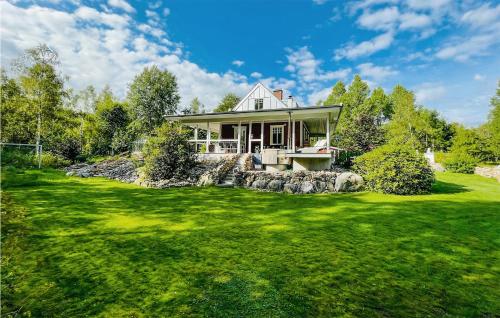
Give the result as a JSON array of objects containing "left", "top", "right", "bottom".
[{"left": 233, "top": 83, "right": 288, "bottom": 111}]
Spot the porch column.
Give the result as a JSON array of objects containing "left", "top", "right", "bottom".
[
  {"left": 300, "top": 120, "right": 303, "bottom": 147},
  {"left": 206, "top": 121, "right": 210, "bottom": 153},
  {"left": 260, "top": 122, "right": 264, "bottom": 152},
  {"left": 248, "top": 121, "right": 252, "bottom": 153},
  {"left": 237, "top": 121, "right": 241, "bottom": 154},
  {"left": 326, "top": 115, "right": 330, "bottom": 151},
  {"left": 194, "top": 125, "right": 198, "bottom": 152},
  {"left": 287, "top": 112, "right": 291, "bottom": 150},
  {"left": 292, "top": 119, "right": 296, "bottom": 152}
]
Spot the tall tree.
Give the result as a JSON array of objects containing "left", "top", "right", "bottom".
[
  {"left": 214, "top": 93, "right": 240, "bottom": 112},
  {"left": 190, "top": 97, "right": 202, "bottom": 114},
  {"left": 361, "top": 87, "right": 393, "bottom": 120},
  {"left": 16, "top": 45, "right": 66, "bottom": 152},
  {"left": 483, "top": 81, "right": 500, "bottom": 160},
  {"left": 323, "top": 81, "right": 346, "bottom": 106},
  {"left": 385, "top": 85, "right": 423, "bottom": 147},
  {"left": 128, "top": 66, "right": 180, "bottom": 133}
]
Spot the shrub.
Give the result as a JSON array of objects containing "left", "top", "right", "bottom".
[
  {"left": 40, "top": 152, "right": 71, "bottom": 168},
  {"left": 353, "top": 144, "right": 435, "bottom": 195},
  {"left": 143, "top": 122, "right": 197, "bottom": 181},
  {"left": 0, "top": 147, "right": 35, "bottom": 168},
  {"left": 443, "top": 151, "right": 478, "bottom": 174}
]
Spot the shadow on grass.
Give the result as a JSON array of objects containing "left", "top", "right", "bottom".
[{"left": 431, "top": 180, "right": 470, "bottom": 194}]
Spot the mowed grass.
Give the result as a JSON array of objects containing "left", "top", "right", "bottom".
[{"left": 2, "top": 169, "right": 500, "bottom": 317}]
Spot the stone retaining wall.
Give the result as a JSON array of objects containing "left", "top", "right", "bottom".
[{"left": 234, "top": 170, "right": 363, "bottom": 194}]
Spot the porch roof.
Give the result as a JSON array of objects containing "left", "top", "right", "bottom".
[{"left": 165, "top": 105, "right": 343, "bottom": 135}]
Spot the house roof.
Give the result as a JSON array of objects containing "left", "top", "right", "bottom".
[{"left": 232, "top": 82, "right": 289, "bottom": 111}]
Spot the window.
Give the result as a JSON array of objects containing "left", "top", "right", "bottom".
[
  {"left": 270, "top": 125, "right": 284, "bottom": 145},
  {"left": 254, "top": 98, "right": 264, "bottom": 110}
]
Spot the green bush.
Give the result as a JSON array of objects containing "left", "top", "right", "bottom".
[
  {"left": 353, "top": 144, "right": 435, "bottom": 195},
  {"left": 40, "top": 152, "right": 71, "bottom": 168},
  {"left": 443, "top": 151, "right": 478, "bottom": 174},
  {"left": 0, "top": 147, "right": 36, "bottom": 168},
  {"left": 143, "top": 122, "right": 197, "bottom": 181}
]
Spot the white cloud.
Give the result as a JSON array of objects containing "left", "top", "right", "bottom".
[
  {"left": 0, "top": 1, "right": 255, "bottom": 111},
  {"left": 286, "top": 47, "right": 351, "bottom": 83},
  {"left": 357, "top": 7, "right": 399, "bottom": 30},
  {"left": 435, "top": 33, "right": 499, "bottom": 61},
  {"left": 312, "top": 0, "right": 328, "bottom": 5},
  {"left": 163, "top": 7, "right": 170, "bottom": 16},
  {"left": 107, "top": 0, "right": 135, "bottom": 13},
  {"left": 149, "top": 1, "right": 162, "bottom": 10},
  {"left": 399, "top": 12, "right": 433, "bottom": 30},
  {"left": 137, "top": 24, "right": 166, "bottom": 38},
  {"left": 406, "top": 0, "right": 451, "bottom": 11},
  {"left": 334, "top": 31, "right": 394, "bottom": 60},
  {"left": 415, "top": 83, "right": 446, "bottom": 104},
  {"left": 307, "top": 87, "right": 332, "bottom": 105},
  {"left": 250, "top": 72, "right": 262, "bottom": 78},
  {"left": 356, "top": 63, "right": 397, "bottom": 81},
  {"left": 232, "top": 60, "right": 244, "bottom": 67},
  {"left": 461, "top": 3, "right": 500, "bottom": 29},
  {"left": 473, "top": 74, "right": 485, "bottom": 81}
]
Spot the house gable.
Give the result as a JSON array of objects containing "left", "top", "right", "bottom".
[{"left": 232, "top": 83, "right": 290, "bottom": 112}]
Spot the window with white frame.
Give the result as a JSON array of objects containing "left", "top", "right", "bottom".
[
  {"left": 270, "top": 125, "right": 284, "bottom": 145},
  {"left": 254, "top": 98, "right": 264, "bottom": 110}
]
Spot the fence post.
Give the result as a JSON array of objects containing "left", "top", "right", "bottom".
[{"left": 38, "top": 145, "right": 42, "bottom": 169}]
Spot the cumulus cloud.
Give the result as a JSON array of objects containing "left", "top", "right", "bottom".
[
  {"left": 461, "top": 3, "right": 500, "bottom": 29},
  {"left": 334, "top": 31, "right": 394, "bottom": 60},
  {"left": 250, "top": 72, "right": 262, "bottom": 78},
  {"left": 435, "top": 33, "right": 499, "bottom": 61},
  {"left": 108, "top": 0, "right": 135, "bottom": 13},
  {"left": 0, "top": 1, "right": 253, "bottom": 110},
  {"left": 286, "top": 47, "right": 351, "bottom": 83},
  {"left": 357, "top": 6, "right": 399, "bottom": 30},
  {"left": 232, "top": 60, "right": 244, "bottom": 67},
  {"left": 356, "top": 63, "right": 398, "bottom": 81}
]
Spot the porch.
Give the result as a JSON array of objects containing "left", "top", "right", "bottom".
[{"left": 166, "top": 105, "right": 342, "bottom": 154}]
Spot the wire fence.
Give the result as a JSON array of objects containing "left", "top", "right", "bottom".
[{"left": 0, "top": 143, "right": 43, "bottom": 168}]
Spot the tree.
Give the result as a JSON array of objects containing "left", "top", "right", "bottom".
[
  {"left": 214, "top": 93, "right": 240, "bottom": 112},
  {"left": 190, "top": 97, "right": 202, "bottom": 114},
  {"left": 86, "top": 89, "right": 130, "bottom": 155},
  {"left": 143, "top": 122, "right": 197, "bottom": 181},
  {"left": 416, "top": 108, "right": 454, "bottom": 151},
  {"left": 362, "top": 87, "right": 393, "bottom": 120},
  {"left": 16, "top": 45, "right": 66, "bottom": 153},
  {"left": 338, "top": 113, "right": 385, "bottom": 153},
  {"left": 385, "top": 85, "right": 423, "bottom": 148},
  {"left": 450, "top": 124, "right": 491, "bottom": 162},
  {"left": 0, "top": 70, "right": 34, "bottom": 143},
  {"left": 323, "top": 81, "right": 346, "bottom": 106},
  {"left": 482, "top": 81, "right": 500, "bottom": 161},
  {"left": 128, "top": 66, "right": 180, "bottom": 133}
]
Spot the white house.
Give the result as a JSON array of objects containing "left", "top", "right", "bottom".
[{"left": 165, "top": 83, "right": 343, "bottom": 171}]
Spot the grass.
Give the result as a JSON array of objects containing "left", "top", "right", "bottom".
[{"left": 1, "top": 168, "right": 500, "bottom": 317}]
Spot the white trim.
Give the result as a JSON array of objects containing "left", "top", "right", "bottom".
[
  {"left": 248, "top": 121, "right": 252, "bottom": 153},
  {"left": 270, "top": 124, "right": 285, "bottom": 145},
  {"left": 292, "top": 119, "right": 296, "bottom": 152},
  {"left": 326, "top": 115, "right": 330, "bottom": 150},
  {"left": 300, "top": 120, "right": 303, "bottom": 147},
  {"left": 237, "top": 122, "right": 241, "bottom": 154},
  {"left": 232, "top": 83, "right": 289, "bottom": 111}
]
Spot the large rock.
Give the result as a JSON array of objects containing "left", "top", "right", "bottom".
[
  {"left": 252, "top": 180, "right": 268, "bottom": 189},
  {"left": 283, "top": 183, "right": 298, "bottom": 194},
  {"left": 334, "top": 172, "right": 364, "bottom": 192},
  {"left": 300, "top": 181, "right": 315, "bottom": 194},
  {"left": 268, "top": 180, "right": 284, "bottom": 192}
]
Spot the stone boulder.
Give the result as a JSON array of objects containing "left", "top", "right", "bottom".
[
  {"left": 283, "top": 183, "right": 298, "bottom": 194},
  {"left": 268, "top": 180, "right": 284, "bottom": 192},
  {"left": 300, "top": 181, "right": 315, "bottom": 194},
  {"left": 334, "top": 172, "right": 364, "bottom": 192}
]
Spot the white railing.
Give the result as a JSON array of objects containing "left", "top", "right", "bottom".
[{"left": 189, "top": 139, "right": 239, "bottom": 154}]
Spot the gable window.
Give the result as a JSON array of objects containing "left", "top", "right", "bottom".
[
  {"left": 254, "top": 98, "right": 264, "bottom": 110},
  {"left": 270, "top": 125, "right": 284, "bottom": 145}
]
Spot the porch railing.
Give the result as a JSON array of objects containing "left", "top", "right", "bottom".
[{"left": 189, "top": 139, "right": 239, "bottom": 154}]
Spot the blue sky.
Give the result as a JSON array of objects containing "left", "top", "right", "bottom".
[{"left": 1, "top": 0, "right": 499, "bottom": 126}]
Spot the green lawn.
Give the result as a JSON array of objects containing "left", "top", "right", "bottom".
[{"left": 2, "top": 169, "right": 500, "bottom": 317}]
